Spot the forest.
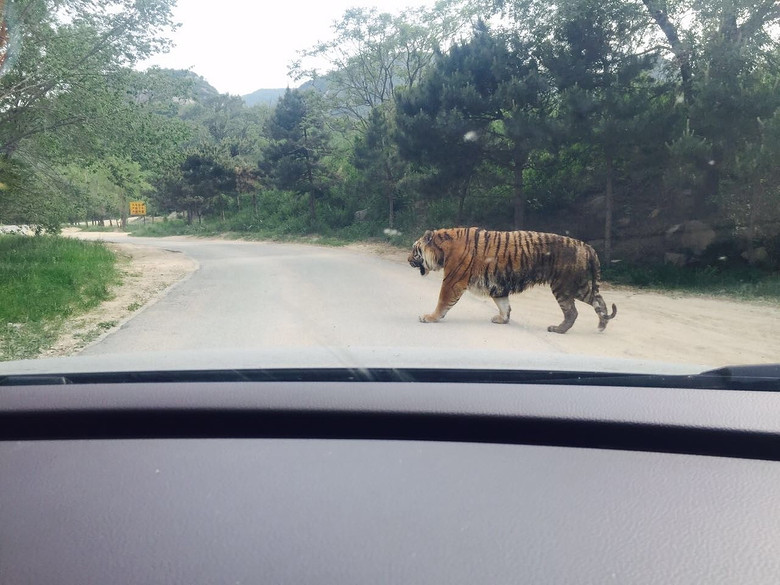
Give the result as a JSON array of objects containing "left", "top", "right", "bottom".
[{"left": 1, "top": 0, "right": 779, "bottom": 269}]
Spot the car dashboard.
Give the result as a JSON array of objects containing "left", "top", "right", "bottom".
[{"left": 2, "top": 367, "right": 780, "bottom": 584}]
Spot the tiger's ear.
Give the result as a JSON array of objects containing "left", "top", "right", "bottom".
[{"left": 422, "top": 230, "right": 434, "bottom": 244}]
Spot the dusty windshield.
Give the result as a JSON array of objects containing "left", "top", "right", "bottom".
[{"left": 0, "top": 0, "right": 778, "bottom": 374}]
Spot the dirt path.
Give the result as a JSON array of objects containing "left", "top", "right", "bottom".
[{"left": 44, "top": 231, "right": 197, "bottom": 357}]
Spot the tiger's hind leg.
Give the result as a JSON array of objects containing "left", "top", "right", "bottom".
[
  {"left": 591, "top": 294, "right": 617, "bottom": 331},
  {"left": 491, "top": 296, "right": 511, "bottom": 324},
  {"left": 574, "top": 286, "right": 617, "bottom": 332},
  {"left": 548, "top": 294, "right": 578, "bottom": 334}
]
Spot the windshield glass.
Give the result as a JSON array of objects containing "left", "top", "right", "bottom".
[{"left": 0, "top": 0, "right": 778, "bottom": 376}]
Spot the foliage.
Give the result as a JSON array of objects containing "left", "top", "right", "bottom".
[
  {"left": 261, "top": 89, "right": 332, "bottom": 226},
  {"left": 395, "top": 22, "right": 552, "bottom": 228},
  {"left": 0, "top": 0, "right": 183, "bottom": 229},
  {"left": 0, "top": 0, "right": 778, "bottom": 277},
  {"left": 604, "top": 262, "right": 780, "bottom": 302},
  {"left": 291, "top": 4, "right": 469, "bottom": 129}
]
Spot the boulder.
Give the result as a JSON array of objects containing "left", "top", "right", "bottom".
[
  {"left": 0, "top": 224, "right": 34, "bottom": 236},
  {"left": 741, "top": 247, "right": 770, "bottom": 265},
  {"left": 665, "top": 220, "right": 715, "bottom": 255},
  {"left": 664, "top": 252, "right": 687, "bottom": 267}
]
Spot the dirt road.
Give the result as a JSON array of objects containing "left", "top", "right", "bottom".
[{"left": 61, "top": 230, "right": 779, "bottom": 370}]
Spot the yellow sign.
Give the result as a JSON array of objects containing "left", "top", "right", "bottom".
[{"left": 129, "top": 201, "right": 147, "bottom": 216}]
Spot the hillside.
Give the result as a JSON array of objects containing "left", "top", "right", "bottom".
[
  {"left": 242, "top": 88, "right": 287, "bottom": 106},
  {"left": 161, "top": 69, "right": 220, "bottom": 102}
]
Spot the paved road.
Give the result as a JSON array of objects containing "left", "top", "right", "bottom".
[
  {"left": 77, "top": 235, "right": 780, "bottom": 370},
  {"left": 82, "top": 236, "right": 571, "bottom": 356}
]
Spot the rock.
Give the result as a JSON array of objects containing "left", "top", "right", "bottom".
[
  {"left": 0, "top": 224, "right": 34, "bottom": 236},
  {"left": 741, "top": 247, "right": 770, "bottom": 265},
  {"left": 354, "top": 209, "right": 369, "bottom": 222},
  {"left": 665, "top": 220, "right": 715, "bottom": 255},
  {"left": 664, "top": 252, "right": 687, "bottom": 267},
  {"left": 584, "top": 195, "right": 606, "bottom": 214}
]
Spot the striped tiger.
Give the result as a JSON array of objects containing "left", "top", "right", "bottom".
[{"left": 408, "top": 227, "right": 617, "bottom": 333}]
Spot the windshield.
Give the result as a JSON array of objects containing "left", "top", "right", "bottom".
[{"left": 0, "top": 0, "right": 778, "bottom": 377}]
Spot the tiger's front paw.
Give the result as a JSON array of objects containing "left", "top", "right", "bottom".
[
  {"left": 419, "top": 314, "right": 440, "bottom": 323},
  {"left": 491, "top": 315, "right": 510, "bottom": 324}
]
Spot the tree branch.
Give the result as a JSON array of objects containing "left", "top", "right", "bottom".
[{"left": 641, "top": 0, "right": 693, "bottom": 104}]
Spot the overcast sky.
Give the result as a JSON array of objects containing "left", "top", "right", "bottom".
[{"left": 141, "top": 0, "right": 434, "bottom": 96}]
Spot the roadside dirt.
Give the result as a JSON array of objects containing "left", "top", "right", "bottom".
[
  {"left": 346, "top": 240, "right": 780, "bottom": 367},
  {"left": 43, "top": 231, "right": 197, "bottom": 357}
]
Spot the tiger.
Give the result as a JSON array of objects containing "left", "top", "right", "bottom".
[{"left": 408, "top": 227, "right": 617, "bottom": 333}]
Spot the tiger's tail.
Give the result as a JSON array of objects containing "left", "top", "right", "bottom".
[{"left": 588, "top": 247, "right": 617, "bottom": 329}]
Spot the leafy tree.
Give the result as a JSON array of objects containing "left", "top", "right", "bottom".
[
  {"left": 396, "top": 22, "right": 550, "bottom": 228},
  {"left": 352, "top": 106, "right": 406, "bottom": 227},
  {"left": 638, "top": 0, "right": 780, "bottom": 213},
  {"left": 291, "top": 5, "right": 465, "bottom": 130},
  {"left": 542, "top": 0, "right": 659, "bottom": 261},
  {"left": 262, "top": 89, "right": 332, "bottom": 226},
  {"left": 177, "top": 148, "right": 237, "bottom": 225},
  {"left": 103, "top": 156, "right": 152, "bottom": 229},
  {"left": 0, "top": 0, "right": 177, "bottom": 155},
  {"left": 721, "top": 107, "right": 780, "bottom": 263},
  {"left": 0, "top": 0, "right": 179, "bottom": 228}
]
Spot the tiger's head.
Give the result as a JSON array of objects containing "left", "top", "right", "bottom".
[{"left": 408, "top": 230, "right": 444, "bottom": 276}]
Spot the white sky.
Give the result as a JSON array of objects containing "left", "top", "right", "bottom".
[{"left": 141, "top": 0, "right": 434, "bottom": 96}]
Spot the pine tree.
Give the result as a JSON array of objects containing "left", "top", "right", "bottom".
[{"left": 262, "top": 89, "right": 331, "bottom": 226}]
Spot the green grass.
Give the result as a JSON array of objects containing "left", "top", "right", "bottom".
[
  {"left": 603, "top": 262, "right": 780, "bottom": 303},
  {"left": 0, "top": 235, "right": 118, "bottom": 361},
  {"left": 128, "top": 220, "right": 208, "bottom": 237},
  {"left": 128, "top": 214, "right": 412, "bottom": 248}
]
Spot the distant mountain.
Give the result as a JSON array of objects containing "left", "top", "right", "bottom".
[
  {"left": 242, "top": 88, "right": 287, "bottom": 107},
  {"left": 160, "top": 69, "right": 221, "bottom": 102}
]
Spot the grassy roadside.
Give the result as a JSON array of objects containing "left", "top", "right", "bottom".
[
  {"left": 603, "top": 263, "right": 780, "bottom": 304},
  {"left": 127, "top": 217, "right": 414, "bottom": 247},
  {"left": 0, "top": 235, "right": 119, "bottom": 361}
]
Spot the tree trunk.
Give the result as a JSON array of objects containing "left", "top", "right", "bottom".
[
  {"left": 642, "top": 0, "right": 693, "bottom": 104},
  {"left": 746, "top": 181, "right": 763, "bottom": 265},
  {"left": 457, "top": 190, "right": 466, "bottom": 225},
  {"left": 120, "top": 192, "right": 128, "bottom": 230},
  {"left": 512, "top": 160, "right": 525, "bottom": 230},
  {"left": 384, "top": 160, "right": 394, "bottom": 228},
  {"left": 604, "top": 155, "right": 614, "bottom": 265},
  {"left": 308, "top": 192, "right": 316, "bottom": 225},
  {"left": 388, "top": 191, "right": 395, "bottom": 228}
]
